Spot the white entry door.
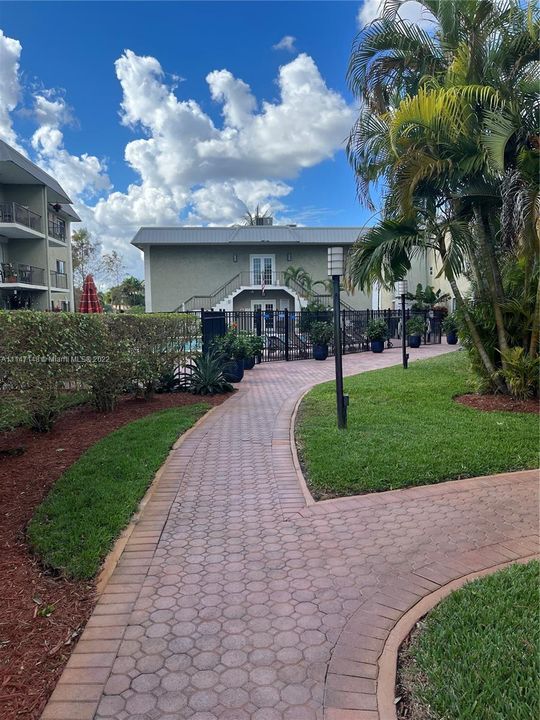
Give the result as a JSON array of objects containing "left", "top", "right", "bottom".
[
  {"left": 252, "top": 300, "right": 275, "bottom": 329},
  {"left": 251, "top": 256, "right": 274, "bottom": 286}
]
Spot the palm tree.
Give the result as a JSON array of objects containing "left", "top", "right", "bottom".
[
  {"left": 120, "top": 276, "right": 145, "bottom": 307},
  {"left": 242, "top": 205, "right": 272, "bottom": 226},
  {"left": 284, "top": 266, "right": 315, "bottom": 297},
  {"left": 347, "top": 0, "right": 539, "bottom": 391}
]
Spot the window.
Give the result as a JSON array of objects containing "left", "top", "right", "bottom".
[
  {"left": 251, "top": 255, "right": 274, "bottom": 285},
  {"left": 56, "top": 259, "right": 66, "bottom": 274}
]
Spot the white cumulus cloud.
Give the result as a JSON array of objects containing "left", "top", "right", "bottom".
[
  {"left": 0, "top": 31, "right": 355, "bottom": 277},
  {"left": 357, "top": 0, "right": 436, "bottom": 29},
  {"left": 273, "top": 35, "right": 297, "bottom": 52},
  {"left": 0, "top": 29, "right": 23, "bottom": 150}
]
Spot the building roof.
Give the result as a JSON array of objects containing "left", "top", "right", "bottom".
[
  {"left": 132, "top": 225, "right": 367, "bottom": 249},
  {"left": 58, "top": 203, "right": 81, "bottom": 222},
  {"left": 0, "top": 138, "right": 72, "bottom": 204}
]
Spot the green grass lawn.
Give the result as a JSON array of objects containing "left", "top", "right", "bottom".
[
  {"left": 296, "top": 352, "right": 538, "bottom": 498},
  {"left": 0, "top": 391, "right": 89, "bottom": 432},
  {"left": 400, "top": 561, "right": 539, "bottom": 720},
  {"left": 28, "top": 403, "right": 209, "bottom": 579}
]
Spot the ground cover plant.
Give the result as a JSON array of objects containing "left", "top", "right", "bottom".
[
  {"left": 296, "top": 352, "right": 538, "bottom": 498},
  {"left": 398, "top": 560, "right": 539, "bottom": 720},
  {"left": 0, "top": 391, "right": 88, "bottom": 433},
  {"left": 28, "top": 403, "right": 209, "bottom": 579}
]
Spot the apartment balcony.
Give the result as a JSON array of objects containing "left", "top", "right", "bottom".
[
  {"left": 50, "top": 270, "right": 69, "bottom": 290},
  {"left": 0, "top": 262, "right": 46, "bottom": 289},
  {"left": 48, "top": 213, "right": 67, "bottom": 244},
  {"left": 0, "top": 201, "right": 43, "bottom": 239}
]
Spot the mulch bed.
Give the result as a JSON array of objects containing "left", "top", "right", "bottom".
[
  {"left": 0, "top": 391, "right": 231, "bottom": 720},
  {"left": 395, "top": 623, "right": 427, "bottom": 720},
  {"left": 455, "top": 393, "right": 539, "bottom": 414}
]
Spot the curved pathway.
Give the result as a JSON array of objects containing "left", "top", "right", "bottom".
[{"left": 42, "top": 346, "right": 539, "bottom": 720}]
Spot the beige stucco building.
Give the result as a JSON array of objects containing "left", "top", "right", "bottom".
[
  {"left": 132, "top": 220, "right": 461, "bottom": 314},
  {"left": 0, "top": 140, "right": 78, "bottom": 311}
]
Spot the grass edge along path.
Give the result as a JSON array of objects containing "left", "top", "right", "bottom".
[
  {"left": 398, "top": 560, "right": 540, "bottom": 720},
  {"left": 296, "top": 352, "right": 539, "bottom": 498},
  {"left": 28, "top": 403, "right": 210, "bottom": 580}
]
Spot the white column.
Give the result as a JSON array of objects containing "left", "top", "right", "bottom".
[
  {"left": 66, "top": 220, "right": 74, "bottom": 311},
  {"left": 143, "top": 246, "right": 152, "bottom": 312}
]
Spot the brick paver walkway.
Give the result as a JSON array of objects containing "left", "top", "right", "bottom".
[{"left": 42, "top": 346, "right": 539, "bottom": 720}]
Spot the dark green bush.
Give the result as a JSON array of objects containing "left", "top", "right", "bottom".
[
  {"left": 308, "top": 321, "right": 333, "bottom": 345},
  {"left": 366, "top": 318, "right": 389, "bottom": 341},
  {"left": 406, "top": 316, "right": 426, "bottom": 336},
  {"left": 0, "top": 311, "right": 200, "bottom": 429}
]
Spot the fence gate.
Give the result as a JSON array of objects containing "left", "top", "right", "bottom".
[{"left": 201, "top": 310, "right": 226, "bottom": 354}]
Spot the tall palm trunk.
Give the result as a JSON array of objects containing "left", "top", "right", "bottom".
[
  {"left": 438, "top": 235, "right": 506, "bottom": 391},
  {"left": 473, "top": 207, "right": 510, "bottom": 369},
  {"left": 530, "top": 278, "right": 540, "bottom": 357},
  {"left": 447, "top": 275, "right": 507, "bottom": 392}
]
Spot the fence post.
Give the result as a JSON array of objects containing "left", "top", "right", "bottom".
[
  {"left": 201, "top": 308, "right": 206, "bottom": 354},
  {"left": 284, "top": 308, "right": 289, "bottom": 361},
  {"left": 255, "top": 308, "right": 262, "bottom": 363}
]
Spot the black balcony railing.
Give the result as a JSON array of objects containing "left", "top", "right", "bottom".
[
  {"left": 50, "top": 270, "right": 68, "bottom": 289},
  {"left": 48, "top": 213, "right": 66, "bottom": 242},
  {"left": 0, "top": 201, "right": 42, "bottom": 233},
  {"left": 1, "top": 262, "right": 46, "bottom": 286}
]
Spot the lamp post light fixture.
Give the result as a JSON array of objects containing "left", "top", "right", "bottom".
[
  {"left": 328, "top": 247, "right": 348, "bottom": 429},
  {"left": 396, "top": 279, "right": 409, "bottom": 369}
]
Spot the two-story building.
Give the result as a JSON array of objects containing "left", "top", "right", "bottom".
[
  {"left": 132, "top": 219, "right": 458, "bottom": 314},
  {"left": 0, "top": 139, "right": 79, "bottom": 311}
]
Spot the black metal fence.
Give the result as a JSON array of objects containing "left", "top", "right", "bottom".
[{"left": 200, "top": 308, "right": 442, "bottom": 363}]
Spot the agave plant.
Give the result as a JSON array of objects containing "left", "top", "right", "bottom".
[{"left": 181, "top": 353, "right": 233, "bottom": 395}]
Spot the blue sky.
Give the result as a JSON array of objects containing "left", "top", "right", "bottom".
[{"left": 0, "top": 1, "right": 386, "bottom": 275}]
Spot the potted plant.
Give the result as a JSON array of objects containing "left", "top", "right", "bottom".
[
  {"left": 213, "top": 328, "right": 248, "bottom": 382},
  {"left": 406, "top": 316, "right": 425, "bottom": 348},
  {"left": 442, "top": 313, "right": 458, "bottom": 344},
  {"left": 309, "top": 321, "right": 333, "bottom": 360},
  {"left": 366, "top": 319, "right": 388, "bottom": 353},
  {"left": 3, "top": 263, "right": 17, "bottom": 282},
  {"left": 243, "top": 333, "right": 264, "bottom": 369}
]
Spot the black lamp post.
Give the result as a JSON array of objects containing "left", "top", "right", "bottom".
[
  {"left": 328, "top": 247, "right": 348, "bottom": 429},
  {"left": 396, "top": 279, "right": 409, "bottom": 369}
]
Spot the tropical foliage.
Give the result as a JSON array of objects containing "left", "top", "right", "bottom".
[
  {"left": 347, "top": 0, "right": 539, "bottom": 396},
  {"left": 406, "top": 283, "right": 450, "bottom": 310},
  {"left": 181, "top": 353, "right": 233, "bottom": 395}
]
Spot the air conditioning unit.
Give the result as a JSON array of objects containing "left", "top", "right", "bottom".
[{"left": 256, "top": 216, "right": 273, "bottom": 226}]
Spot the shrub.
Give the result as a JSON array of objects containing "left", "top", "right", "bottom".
[
  {"left": 0, "top": 311, "right": 201, "bottom": 429},
  {"left": 244, "top": 333, "right": 264, "bottom": 357},
  {"left": 0, "top": 312, "right": 92, "bottom": 431},
  {"left": 442, "top": 312, "right": 458, "bottom": 334},
  {"left": 309, "top": 321, "right": 333, "bottom": 345},
  {"left": 181, "top": 352, "right": 233, "bottom": 395},
  {"left": 366, "top": 319, "right": 388, "bottom": 341},
  {"left": 213, "top": 327, "right": 250, "bottom": 360},
  {"left": 406, "top": 316, "right": 426, "bottom": 336},
  {"left": 299, "top": 301, "right": 331, "bottom": 333},
  {"left": 498, "top": 347, "right": 539, "bottom": 400}
]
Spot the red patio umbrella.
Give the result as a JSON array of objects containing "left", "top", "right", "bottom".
[{"left": 78, "top": 274, "right": 103, "bottom": 313}]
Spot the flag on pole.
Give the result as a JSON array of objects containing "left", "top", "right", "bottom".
[{"left": 261, "top": 272, "right": 266, "bottom": 296}]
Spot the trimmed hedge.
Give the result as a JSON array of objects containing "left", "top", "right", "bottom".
[{"left": 0, "top": 311, "right": 200, "bottom": 430}]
